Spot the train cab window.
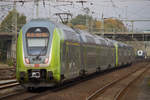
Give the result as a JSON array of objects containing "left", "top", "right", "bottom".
[
  {"left": 26, "top": 27, "right": 49, "bottom": 56},
  {"left": 28, "top": 38, "right": 48, "bottom": 47}
]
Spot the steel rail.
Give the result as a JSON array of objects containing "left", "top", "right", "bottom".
[
  {"left": 86, "top": 64, "right": 149, "bottom": 100},
  {"left": 0, "top": 90, "right": 26, "bottom": 100},
  {"left": 113, "top": 66, "right": 149, "bottom": 100},
  {"left": 0, "top": 79, "right": 19, "bottom": 89},
  {"left": 0, "top": 67, "right": 15, "bottom": 70}
]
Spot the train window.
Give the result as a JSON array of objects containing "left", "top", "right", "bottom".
[
  {"left": 86, "top": 36, "right": 95, "bottom": 44},
  {"left": 26, "top": 27, "right": 49, "bottom": 56},
  {"left": 28, "top": 38, "right": 48, "bottom": 47},
  {"left": 63, "top": 30, "right": 79, "bottom": 42},
  {"left": 99, "top": 39, "right": 106, "bottom": 45}
]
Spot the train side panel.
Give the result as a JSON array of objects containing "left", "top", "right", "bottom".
[
  {"left": 49, "top": 28, "right": 61, "bottom": 82},
  {"left": 60, "top": 29, "right": 81, "bottom": 81},
  {"left": 16, "top": 30, "right": 26, "bottom": 81}
]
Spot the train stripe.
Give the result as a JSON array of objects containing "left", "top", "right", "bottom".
[
  {"left": 16, "top": 30, "right": 25, "bottom": 79},
  {"left": 49, "top": 28, "right": 61, "bottom": 81}
]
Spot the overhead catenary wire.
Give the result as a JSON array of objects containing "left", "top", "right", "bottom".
[{"left": 1, "top": 0, "right": 150, "bottom": 31}]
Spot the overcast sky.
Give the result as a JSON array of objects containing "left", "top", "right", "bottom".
[{"left": 0, "top": 0, "right": 150, "bottom": 32}]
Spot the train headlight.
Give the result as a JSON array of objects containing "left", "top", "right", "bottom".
[
  {"left": 25, "top": 58, "right": 30, "bottom": 64},
  {"left": 44, "top": 58, "right": 49, "bottom": 64}
]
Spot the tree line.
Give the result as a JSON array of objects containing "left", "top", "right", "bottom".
[
  {"left": 0, "top": 9, "right": 26, "bottom": 33},
  {"left": 68, "top": 14, "right": 127, "bottom": 33},
  {"left": 0, "top": 11, "right": 127, "bottom": 33}
]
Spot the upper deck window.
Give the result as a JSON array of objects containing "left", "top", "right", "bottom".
[{"left": 86, "top": 36, "right": 95, "bottom": 44}]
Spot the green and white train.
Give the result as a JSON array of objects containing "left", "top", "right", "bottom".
[{"left": 16, "top": 19, "right": 135, "bottom": 89}]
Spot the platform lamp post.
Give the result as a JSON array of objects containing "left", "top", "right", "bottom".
[
  {"left": 131, "top": 20, "right": 134, "bottom": 39},
  {"left": 83, "top": 7, "right": 90, "bottom": 32}
]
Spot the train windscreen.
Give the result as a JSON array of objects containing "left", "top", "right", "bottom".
[{"left": 26, "top": 27, "right": 49, "bottom": 56}]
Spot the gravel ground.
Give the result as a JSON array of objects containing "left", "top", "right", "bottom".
[
  {"left": 94, "top": 65, "right": 149, "bottom": 100},
  {"left": 118, "top": 66, "right": 150, "bottom": 100},
  {"left": 29, "top": 62, "right": 147, "bottom": 100},
  {"left": 0, "top": 62, "right": 147, "bottom": 100},
  {"left": 138, "top": 76, "right": 150, "bottom": 100},
  {"left": 0, "top": 85, "right": 23, "bottom": 97}
]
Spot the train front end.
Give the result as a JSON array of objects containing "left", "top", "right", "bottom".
[{"left": 16, "top": 19, "right": 61, "bottom": 88}]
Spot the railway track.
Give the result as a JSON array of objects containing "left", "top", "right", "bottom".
[
  {"left": 86, "top": 64, "right": 150, "bottom": 100},
  {"left": 0, "top": 67, "right": 15, "bottom": 70},
  {"left": 0, "top": 62, "right": 148, "bottom": 100},
  {"left": 0, "top": 76, "right": 87, "bottom": 100},
  {"left": 0, "top": 79, "right": 19, "bottom": 89},
  {"left": 0, "top": 79, "right": 42, "bottom": 100},
  {"left": 0, "top": 79, "right": 23, "bottom": 100}
]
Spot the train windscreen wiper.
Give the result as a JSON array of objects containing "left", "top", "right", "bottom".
[{"left": 36, "top": 46, "right": 47, "bottom": 60}]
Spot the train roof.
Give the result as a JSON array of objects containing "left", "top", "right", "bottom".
[
  {"left": 27, "top": 18, "right": 75, "bottom": 32},
  {"left": 77, "top": 30, "right": 114, "bottom": 46},
  {"left": 23, "top": 19, "right": 133, "bottom": 48}
]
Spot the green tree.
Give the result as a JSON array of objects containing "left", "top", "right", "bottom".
[
  {"left": 70, "top": 14, "right": 127, "bottom": 33},
  {"left": 70, "top": 14, "right": 94, "bottom": 31},
  {"left": 0, "top": 9, "right": 26, "bottom": 33},
  {"left": 104, "top": 18, "right": 127, "bottom": 32},
  {"left": 71, "top": 14, "right": 92, "bottom": 26}
]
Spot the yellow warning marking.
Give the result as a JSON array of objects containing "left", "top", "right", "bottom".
[{"left": 66, "top": 42, "right": 80, "bottom": 46}]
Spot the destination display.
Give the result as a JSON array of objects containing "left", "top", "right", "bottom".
[{"left": 26, "top": 33, "right": 49, "bottom": 37}]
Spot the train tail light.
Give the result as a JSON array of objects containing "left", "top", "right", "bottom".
[
  {"left": 25, "top": 58, "right": 30, "bottom": 64},
  {"left": 44, "top": 58, "right": 49, "bottom": 64}
]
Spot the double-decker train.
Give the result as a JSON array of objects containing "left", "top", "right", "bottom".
[{"left": 16, "top": 19, "right": 135, "bottom": 89}]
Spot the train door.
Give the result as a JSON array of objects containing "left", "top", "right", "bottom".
[
  {"left": 114, "top": 43, "right": 118, "bottom": 67},
  {"left": 99, "top": 46, "right": 105, "bottom": 70},
  {"left": 98, "top": 39, "right": 106, "bottom": 70},
  {"left": 85, "top": 36, "right": 97, "bottom": 74},
  {"left": 63, "top": 30, "right": 81, "bottom": 79},
  {"left": 64, "top": 42, "right": 70, "bottom": 79},
  {"left": 110, "top": 46, "right": 115, "bottom": 68},
  {"left": 66, "top": 41, "right": 80, "bottom": 78},
  {"left": 79, "top": 34, "right": 86, "bottom": 76}
]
